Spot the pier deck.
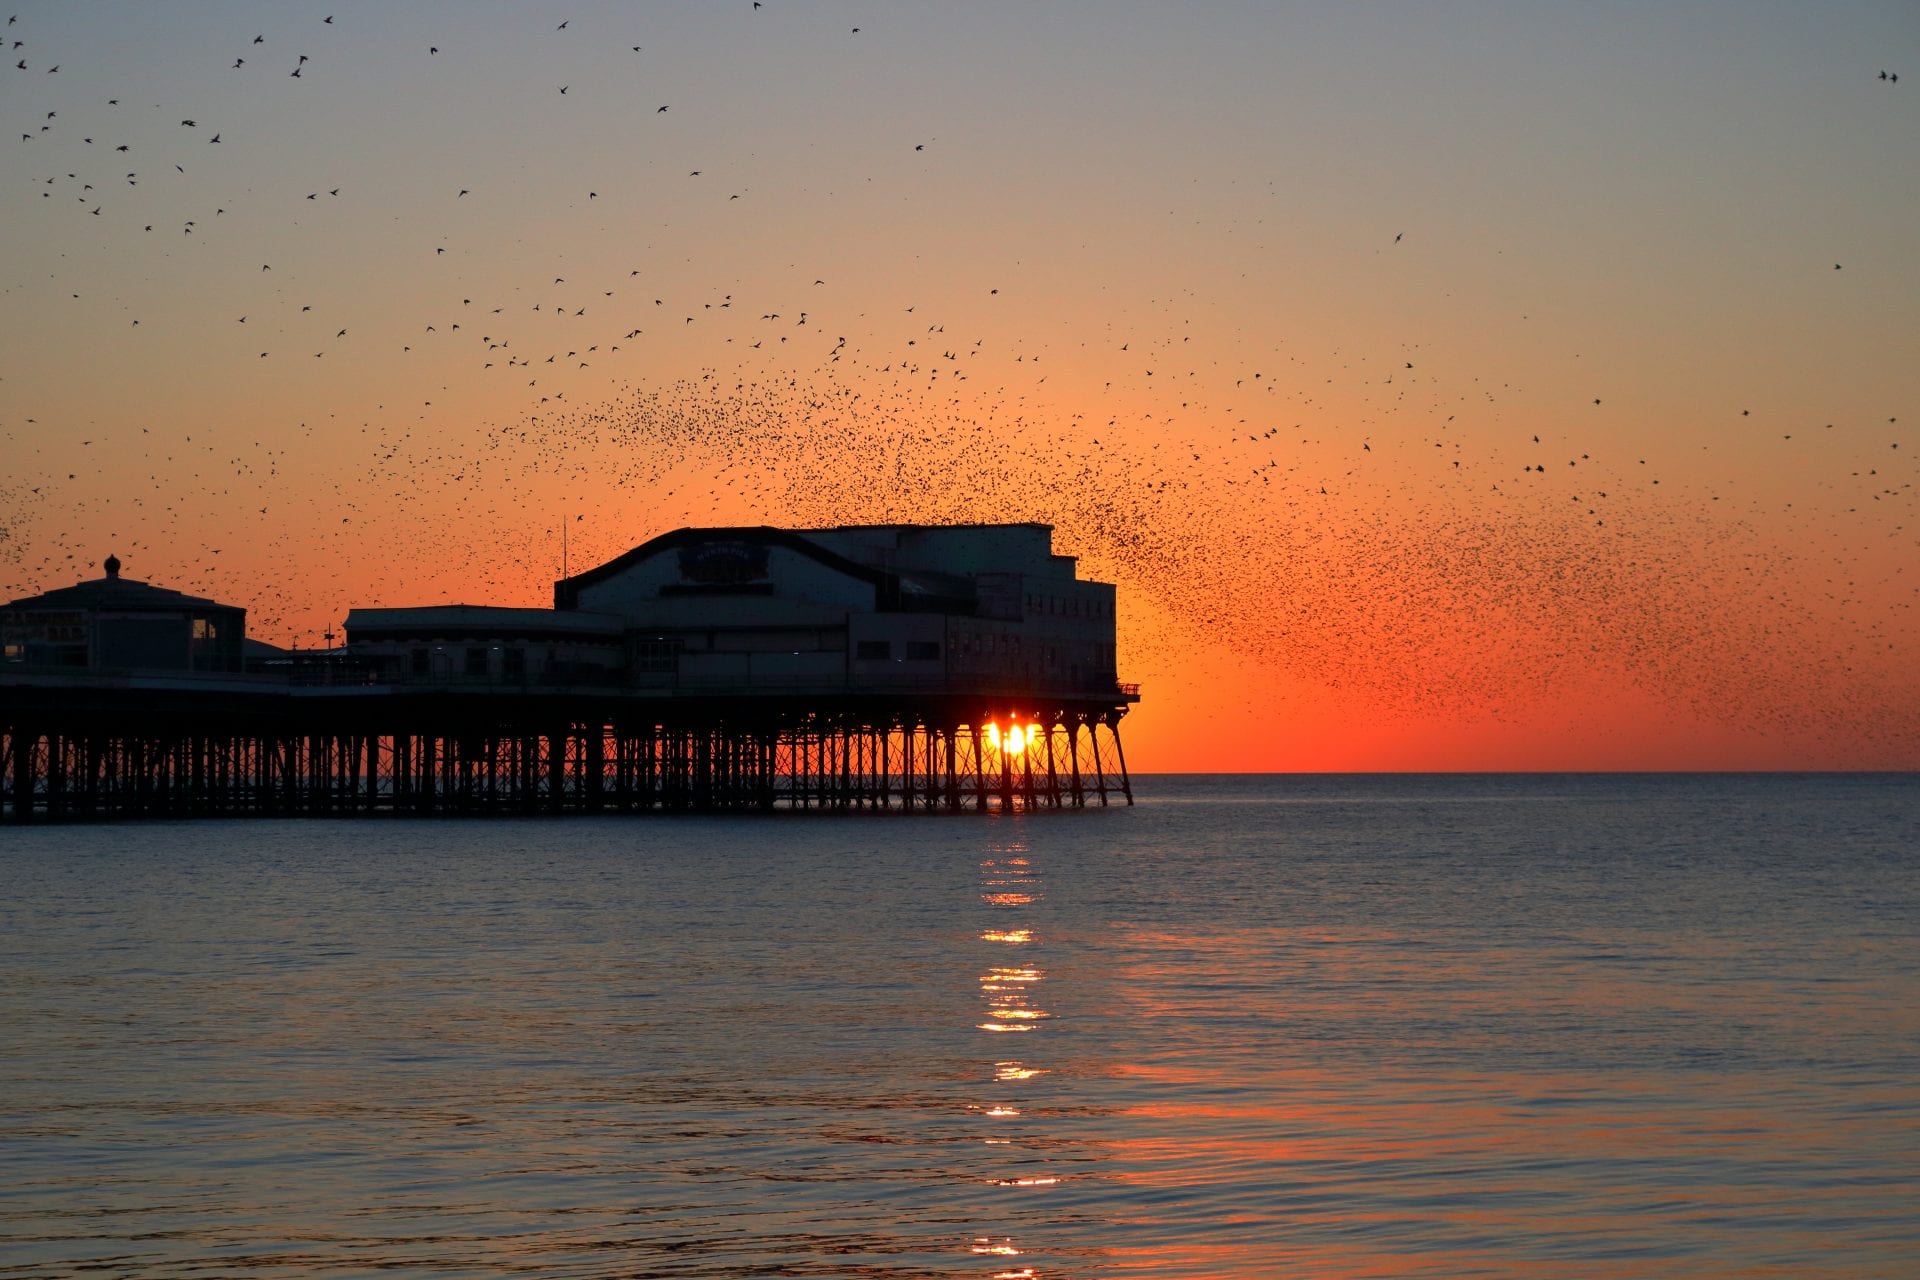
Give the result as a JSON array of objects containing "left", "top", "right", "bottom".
[{"left": 1, "top": 670, "right": 1136, "bottom": 821}]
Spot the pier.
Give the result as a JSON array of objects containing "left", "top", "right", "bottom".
[
  {"left": 1, "top": 678, "right": 1133, "bottom": 821},
  {"left": 3, "top": 525, "right": 1138, "bottom": 821}
]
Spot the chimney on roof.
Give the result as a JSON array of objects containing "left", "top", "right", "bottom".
[{"left": 104, "top": 554, "right": 120, "bottom": 579}]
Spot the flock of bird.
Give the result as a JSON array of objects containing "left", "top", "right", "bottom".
[{"left": 1, "top": 9, "right": 1912, "bottom": 761}]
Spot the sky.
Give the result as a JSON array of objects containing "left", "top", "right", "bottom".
[{"left": 2, "top": 2, "right": 1915, "bottom": 771}]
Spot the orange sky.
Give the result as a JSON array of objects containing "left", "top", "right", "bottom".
[{"left": 2, "top": 4, "right": 1915, "bottom": 769}]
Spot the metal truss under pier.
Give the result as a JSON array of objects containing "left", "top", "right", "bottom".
[{"left": 2, "top": 683, "right": 1133, "bottom": 821}]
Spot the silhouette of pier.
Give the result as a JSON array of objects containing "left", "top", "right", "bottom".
[
  {"left": 3, "top": 526, "right": 1138, "bottom": 821},
  {"left": 1, "top": 681, "right": 1132, "bottom": 821}
]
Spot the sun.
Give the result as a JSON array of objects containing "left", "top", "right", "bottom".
[{"left": 982, "top": 722, "right": 1044, "bottom": 756}]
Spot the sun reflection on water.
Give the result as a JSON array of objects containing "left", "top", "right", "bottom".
[
  {"left": 982, "top": 967, "right": 1043, "bottom": 984},
  {"left": 969, "top": 838, "right": 1068, "bottom": 1275}
]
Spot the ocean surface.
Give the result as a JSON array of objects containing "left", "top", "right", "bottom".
[{"left": 2, "top": 774, "right": 1916, "bottom": 1279}]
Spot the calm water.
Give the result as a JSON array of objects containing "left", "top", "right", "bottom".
[{"left": 2, "top": 774, "right": 1916, "bottom": 1278}]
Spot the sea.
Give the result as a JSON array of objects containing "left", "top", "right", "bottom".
[{"left": 1, "top": 774, "right": 1915, "bottom": 1279}]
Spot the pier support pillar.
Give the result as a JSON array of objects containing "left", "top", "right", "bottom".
[
  {"left": 9, "top": 729, "right": 34, "bottom": 822},
  {"left": 585, "top": 727, "right": 605, "bottom": 812}
]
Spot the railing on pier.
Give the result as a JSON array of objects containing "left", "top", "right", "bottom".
[{"left": 1, "top": 662, "right": 1141, "bottom": 703}]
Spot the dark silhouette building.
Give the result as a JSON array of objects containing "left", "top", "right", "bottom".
[
  {"left": 2, "top": 527, "right": 1137, "bottom": 820},
  {"left": 347, "top": 524, "right": 1119, "bottom": 698},
  {"left": 0, "top": 556, "right": 245, "bottom": 673}
]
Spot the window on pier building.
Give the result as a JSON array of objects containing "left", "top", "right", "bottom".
[
  {"left": 905, "top": 640, "right": 940, "bottom": 661},
  {"left": 855, "top": 640, "right": 891, "bottom": 660},
  {"left": 465, "top": 646, "right": 488, "bottom": 677},
  {"left": 503, "top": 647, "right": 526, "bottom": 680},
  {"left": 633, "top": 638, "right": 682, "bottom": 672},
  {"left": 410, "top": 647, "right": 429, "bottom": 677}
]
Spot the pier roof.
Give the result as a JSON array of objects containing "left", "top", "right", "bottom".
[
  {"left": 555, "top": 526, "right": 891, "bottom": 609},
  {"left": 346, "top": 605, "right": 625, "bottom": 640},
  {"left": 3, "top": 567, "right": 241, "bottom": 616}
]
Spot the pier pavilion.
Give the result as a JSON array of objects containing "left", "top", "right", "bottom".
[{"left": 1, "top": 525, "right": 1138, "bottom": 820}]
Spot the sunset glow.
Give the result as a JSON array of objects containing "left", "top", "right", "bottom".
[{"left": 1, "top": 4, "right": 1913, "bottom": 769}]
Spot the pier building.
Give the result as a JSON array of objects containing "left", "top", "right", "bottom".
[
  {"left": 1, "top": 525, "right": 1137, "bottom": 820},
  {"left": 0, "top": 554, "right": 245, "bottom": 674}
]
